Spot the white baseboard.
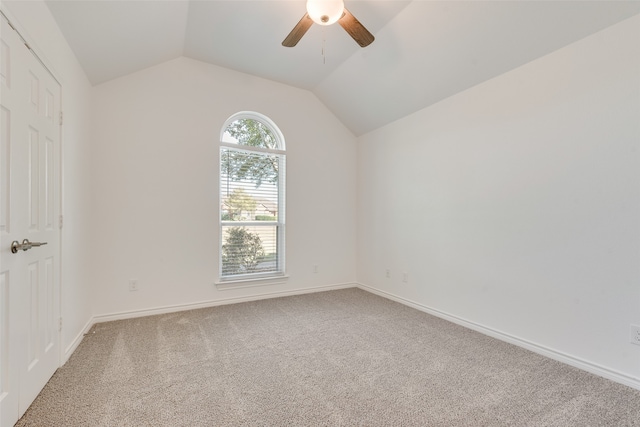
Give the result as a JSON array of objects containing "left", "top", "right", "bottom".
[
  {"left": 62, "top": 317, "right": 94, "bottom": 365},
  {"left": 92, "top": 282, "right": 357, "bottom": 324},
  {"left": 356, "top": 282, "right": 640, "bottom": 391}
]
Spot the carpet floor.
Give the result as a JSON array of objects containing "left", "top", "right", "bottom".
[{"left": 16, "top": 288, "right": 640, "bottom": 426}]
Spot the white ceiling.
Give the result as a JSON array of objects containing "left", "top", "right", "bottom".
[{"left": 43, "top": 0, "right": 640, "bottom": 136}]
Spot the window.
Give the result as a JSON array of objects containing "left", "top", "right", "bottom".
[{"left": 219, "top": 112, "right": 285, "bottom": 281}]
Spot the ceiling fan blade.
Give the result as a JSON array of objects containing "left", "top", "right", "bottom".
[
  {"left": 338, "top": 8, "right": 375, "bottom": 47},
  {"left": 282, "top": 13, "right": 314, "bottom": 47}
]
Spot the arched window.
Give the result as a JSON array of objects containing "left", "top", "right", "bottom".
[{"left": 219, "top": 112, "right": 286, "bottom": 280}]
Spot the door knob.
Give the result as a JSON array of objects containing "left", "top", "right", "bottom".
[{"left": 10, "top": 239, "right": 47, "bottom": 254}]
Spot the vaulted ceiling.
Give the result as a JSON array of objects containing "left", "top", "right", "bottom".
[{"left": 44, "top": 0, "right": 640, "bottom": 136}]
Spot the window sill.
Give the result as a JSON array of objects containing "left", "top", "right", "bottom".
[{"left": 215, "top": 274, "right": 289, "bottom": 291}]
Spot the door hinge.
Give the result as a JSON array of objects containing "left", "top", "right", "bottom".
[
  {"left": 58, "top": 318, "right": 63, "bottom": 332},
  {"left": 59, "top": 111, "right": 63, "bottom": 126},
  {"left": 58, "top": 215, "right": 63, "bottom": 229},
  {"left": 5, "top": 17, "right": 30, "bottom": 50}
]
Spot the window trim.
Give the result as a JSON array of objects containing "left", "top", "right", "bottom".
[
  {"left": 219, "top": 141, "right": 285, "bottom": 156},
  {"left": 218, "top": 112, "right": 286, "bottom": 283},
  {"left": 214, "top": 274, "right": 290, "bottom": 291}
]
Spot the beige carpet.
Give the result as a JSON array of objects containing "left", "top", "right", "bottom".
[{"left": 16, "top": 288, "right": 640, "bottom": 426}]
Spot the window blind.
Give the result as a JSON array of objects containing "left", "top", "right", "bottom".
[{"left": 220, "top": 147, "right": 285, "bottom": 278}]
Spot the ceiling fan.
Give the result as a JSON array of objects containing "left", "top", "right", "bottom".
[{"left": 282, "top": 0, "right": 375, "bottom": 48}]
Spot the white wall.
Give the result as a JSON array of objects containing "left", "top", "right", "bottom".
[
  {"left": 357, "top": 15, "right": 640, "bottom": 385},
  {"left": 90, "top": 57, "right": 357, "bottom": 316},
  {"left": 2, "top": 0, "right": 94, "bottom": 360}
]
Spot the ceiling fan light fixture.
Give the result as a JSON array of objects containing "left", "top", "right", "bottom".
[
  {"left": 283, "top": 0, "right": 374, "bottom": 48},
  {"left": 306, "top": 0, "right": 345, "bottom": 26}
]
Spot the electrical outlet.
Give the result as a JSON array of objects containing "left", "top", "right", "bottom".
[
  {"left": 402, "top": 272, "right": 408, "bottom": 283},
  {"left": 385, "top": 269, "right": 391, "bottom": 278},
  {"left": 129, "top": 280, "right": 138, "bottom": 292},
  {"left": 630, "top": 324, "right": 640, "bottom": 346},
  {"left": 313, "top": 265, "right": 318, "bottom": 274}
]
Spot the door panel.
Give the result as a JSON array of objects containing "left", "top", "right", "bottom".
[
  {"left": 19, "top": 19, "right": 61, "bottom": 416},
  {"left": 0, "top": 14, "right": 27, "bottom": 427},
  {"left": 0, "top": 14, "right": 61, "bottom": 426},
  {"left": 0, "top": 269, "right": 12, "bottom": 419},
  {"left": 1, "top": 105, "right": 9, "bottom": 233}
]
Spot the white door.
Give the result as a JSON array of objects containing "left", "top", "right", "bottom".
[{"left": 1, "top": 14, "right": 61, "bottom": 426}]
